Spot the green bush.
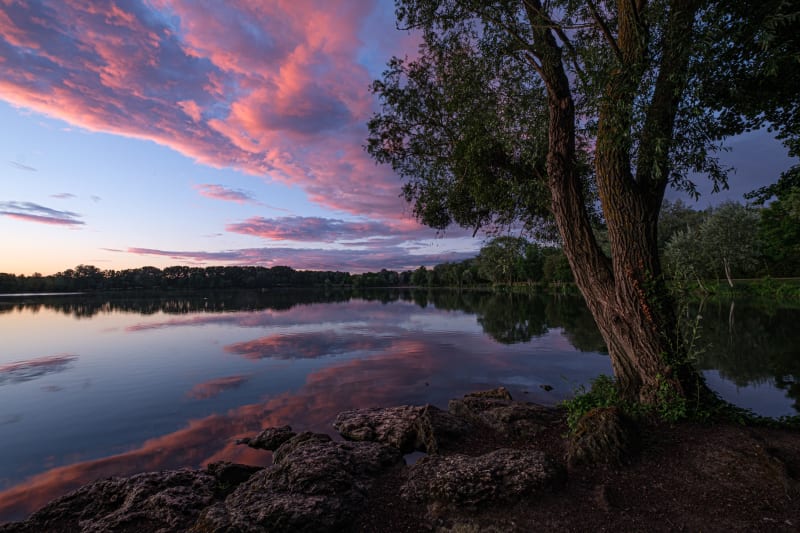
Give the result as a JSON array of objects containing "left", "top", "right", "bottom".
[{"left": 562, "top": 375, "right": 620, "bottom": 430}]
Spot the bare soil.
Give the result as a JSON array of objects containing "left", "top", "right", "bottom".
[{"left": 354, "top": 417, "right": 800, "bottom": 532}]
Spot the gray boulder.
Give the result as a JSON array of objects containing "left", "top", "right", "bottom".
[
  {"left": 402, "top": 448, "right": 563, "bottom": 509},
  {"left": 448, "top": 388, "right": 561, "bottom": 439},
  {"left": 334, "top": 404, "right": 472, "bottom": 454},
  {"left": 192, "top": 430, "right": 404, "bottom": 532},
  {"left": 2, "top": 469, "right": 222, "bottom": 533},
  {"left": 334, "top": 406, "right": 422, "bottom": 452}
]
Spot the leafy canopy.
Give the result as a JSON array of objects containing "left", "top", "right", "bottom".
[{"left": 367, "top": 0, "right": 799, "bottom": 235}]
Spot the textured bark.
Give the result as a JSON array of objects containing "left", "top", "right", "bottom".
[{"left": 527, "top": 0, "right": 711, "bottom": 403}]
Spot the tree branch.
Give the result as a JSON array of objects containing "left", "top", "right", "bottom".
[
  {"left": 551, "top": 22, "right": 590, "bottom": 86},
  {"left": 523, "top": 51, "right": 546, "bottom": 79},
  {"left": 636, "top": 0, "right": 702, "bottom": 203},
  {"left": 523, "top": 0, "right": 615, "bottom": 297},
  {"left": 477, "top": 4, "right": 588, "bottom": 86},
  {"left": 587, "top": 1, "right": 624, "bottom": 63}
]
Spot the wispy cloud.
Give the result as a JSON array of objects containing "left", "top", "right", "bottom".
[
  {"left": 224, "top": 215, "right": 472, "bottom": 246},
  {"left": 121, "top": 245, "right": 476, "bottom": 272},
  {"left": 9, "top": 161, "right": 37, "bottom": 172},
  {"left": 0, "top": 1, "right": 418, "bottom": 219},
  {"left": 227, "top": 216, "right": 396, "bottom": 242},
  {"left": 50, "top": 193, "right": 76, "bottom": 200},
  {"left": 195, "top": 184, "right": 257, "bottom": 204},
  {"left": 0, "top": 201, "right": 84, "bottom": 227}
]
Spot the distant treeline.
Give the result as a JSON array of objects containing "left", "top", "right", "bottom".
[
  {"left": 1, "top": 265, "right": 352, "bottom": 293},
  {"left": 0, "top": 243, "right": 575, "bottom": 294}
]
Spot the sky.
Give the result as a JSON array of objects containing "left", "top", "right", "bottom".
[{"left": 0, "top": 1, "right": 796, "bottom": 276}]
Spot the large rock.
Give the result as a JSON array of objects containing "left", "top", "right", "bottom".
[
  {"left": 402, "top": 448, "right": 563, "bottom": 509},
  {"left": 448, "top": 388, "right": 561, "bottom": 439},
  {"left": 192, "top": 430, "right": 404, "bottom": 532},
  {"left": 270, "top": 431, "right": 332, "bottom": 464},
  {"left": 334, "top": 404, "right": 472, "bottom": 454},
  {"left": 414, "top": 405, "right": 474, "bottom": 454},
  {"left": 206, "top": 462, "right": 263, "bottom": 495},
  {"left": 567, "top": 406, "right": 638, "bottom": 467},
  {"left": 2, "top": 469, "right": 226, "bottom": 533},
  {"left": 334, "top": 406, "right": 423, "bottom": 452}
]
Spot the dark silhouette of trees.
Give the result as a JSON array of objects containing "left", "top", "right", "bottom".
[{"left": 0, "top": 265, "right": 354, "bottom": 293}]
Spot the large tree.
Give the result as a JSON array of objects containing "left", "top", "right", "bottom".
[{"left": 368, "top": 0, "right": 799, "bottom": 405}]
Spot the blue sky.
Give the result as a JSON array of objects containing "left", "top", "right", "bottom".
[{"left": 0, "top": 1, "right": 795, "bottom": 275}]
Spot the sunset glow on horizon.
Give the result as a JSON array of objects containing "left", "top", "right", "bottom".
[{"left": 0, "top": 1, "right": 795, "bottom": 276}]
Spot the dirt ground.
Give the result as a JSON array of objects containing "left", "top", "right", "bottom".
[{"left": 354, "top": 418, "right": 800, "bottom": 532}]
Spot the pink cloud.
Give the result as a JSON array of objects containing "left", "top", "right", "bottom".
[
  {"left": 226, "top": 216, "right": 395, "bottom": 242},
  {"left": 121, "top": 245, "right": 477, "bottom": 272},
  {"left": 194, "top": 184, "right": 258, "bottom": 204},
  {"left": 3, "top": 213, "right": 83, "bottom": 226},
  {"left": 225, "top": 216, "right": 476, "bottom": 247},
  {"left": 0, "top": 201, "right": 84, "bottom": 227},
  {"left": 0, "top": 1, "right": 421, "bottom": 220}
]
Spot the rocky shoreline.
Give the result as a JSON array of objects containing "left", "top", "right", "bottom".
[{"left": 2, "top": 388, "right": 799, "bottom": 532}]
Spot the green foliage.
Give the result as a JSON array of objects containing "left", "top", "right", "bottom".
[
  {"left": 366, "top": 22, "right": 555, "bottom": 236},
  {"left": 662, "top": 190, "right": 800, "bottom": 281},
  {"left": 474, "top": 236, "right": 547, "bottom": 285},
  {"left": 664, "top": 202, "right": 763, "bottom": 283},
  {"left": 658, "top": 199, "right": 709, "bottom": 252},
  {"left": 563, "top": 372, "right": 722, "bottom": 430},
  {"left": 542, "top": 248, "right": 574, "bottom": 284},
  {"left": 754, "top": 179, "right": 800, "bottom": 276},
  {"left": 563, "top": 375, "right": 620, "bottom": 431},
  {"left": 406, "top": 236, "right": 570, "bottom": 289},
  {"left": 699, "top": 1, "right": 800, "bottom": 159},
  {"left": 700, "top": 203, "right": 762, "bottom": 283},
  {"left": 654, "top": 374, "right": 689, "bottom": 423},
  {"left": 370, "top": 1, "right": 798, "bottom": 230},
  {"left": 411, "top": 266, "right": 429, "bottom": 287},
  {"left": 0, "top": 265, "right": 357, "bottom": 293}
]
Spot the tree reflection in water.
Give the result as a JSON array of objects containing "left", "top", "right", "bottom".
[
  {"left": 1, "top": 289, "right": 796, "bottom": 408},
  {"left": 693, "top": 299, "right": 800, "bottom": 411}
]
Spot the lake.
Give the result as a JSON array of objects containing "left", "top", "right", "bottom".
[{"left": 0, "top": 289, "right": 797, "bottom": 522}]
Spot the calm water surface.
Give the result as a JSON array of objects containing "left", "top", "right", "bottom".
[{"left": 0, "top": 289, "right": 797, "bottom": 522}]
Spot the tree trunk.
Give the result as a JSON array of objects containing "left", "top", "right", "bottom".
[
  {"left": 530, "top": 0, "right": 711, "bottom": 405},
  {"left": 723, "top": 258, "right": 734, "bottom": 287}
]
